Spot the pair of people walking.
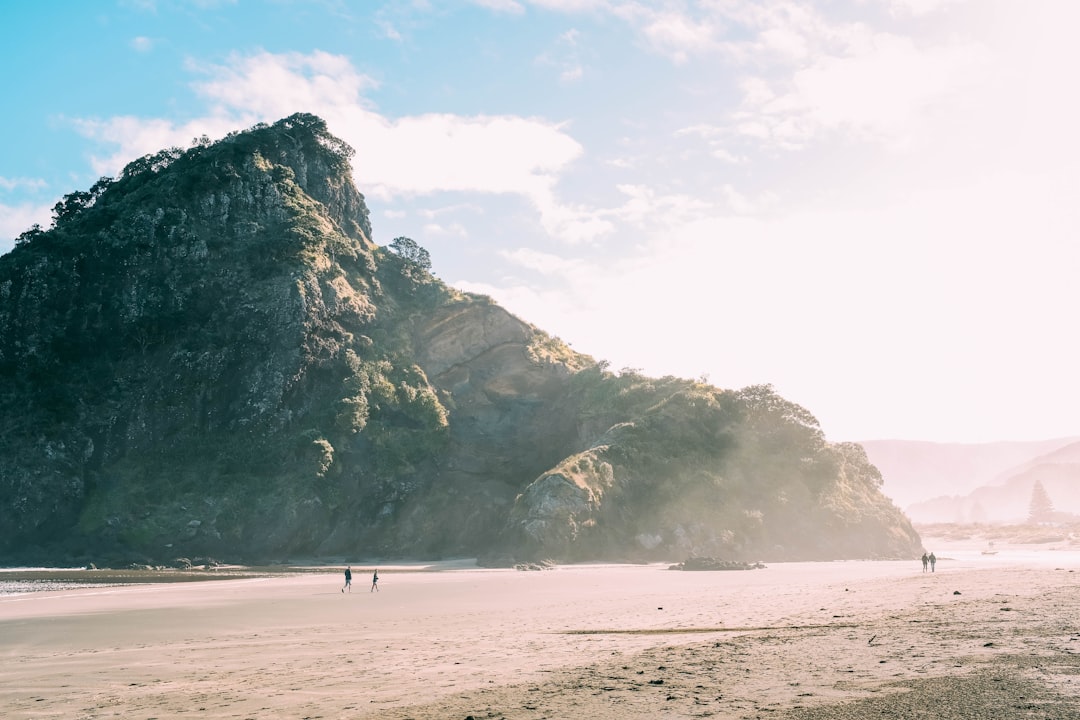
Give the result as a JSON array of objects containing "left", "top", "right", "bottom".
[
  {"left": 343, "top": 566, "right": 378, "bottom": 592},
  {"left": 920, "top": 552, "right": 936, "bottom": 572}
]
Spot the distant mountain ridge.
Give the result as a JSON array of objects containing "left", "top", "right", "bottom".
[
  {"left": 0, "top": 114, "right": 920, "bottom": 566},
  {"left": 861, "top": 438, "right": 1080, "bottom": 523},
  {"left": 990, "top": 441, "right": 1080, "bottom": 482},
  {"left": 905, "top": 440, "right": 1080, "bottom": 523}
]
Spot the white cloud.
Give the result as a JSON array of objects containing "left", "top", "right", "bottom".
[
  {"left": 610, "top": 184, "right": 713, "bottom": 227},
  {"left": 714, "top": 1, "right": 839, "bottom": 64},
  {"left": 358, "top": 112, "right": 581, "bottom": 199},
  {"left": 131, "top": 36, "right": 154, "bottom": 52},
  {"left": 722, "top": 184, "right": 777, "bottom": 215},
  {"left": 422, "top": 222, "right": 469, "bottom": 238},
  {"left": 886, "top": 0, "right": 968, "bottom": 16},
  {"left": 638, "top": 10, "right": 718, "bottom": 64},
  {"left": 417, "top": 202, "right": 485, "bottom": 219},
  {"left": 69, "top": 50, "right": 591, "bottom": 239},
  {"left": 757, "top": 24, "right": 810, "bottom": 62},
  {"left": 376, "top": 19, "right": 403, "bottom": 41},
  {"left": 535, "top": 28, "right": 586, "bottom": 84},
  {"left": 675, "top": 124, "right": 746, "bottom": 163},
  {"left": 501, "top": 247, "right": 587, "bottom": 275},
  {"left": 507, "top": 181, "right": 719, "bottom": 245},
  {"left": 528, "top": 0, "right": 612, "bottom": 11},
  {"left": 0, "top": 202, "right": 53, "bottom": 252},
  {"left": 0, "top": 176, "right": 47, "bottom": 192},
  {"left": 560, "top": 65, "right": 584, "bottom": 82},
  {"left": 524, "top": 0, "right": 825, "bottom": 65},
  {"left": 759, "top": 33, "right": 988, "bottom": 149},
  {"left": 120, "top": 0, "right": 157, "bottom": 11},
  {"left": 737, "top": 77, "right": 775, "bottom": 108},
  {"left": 531, "top": 189, "right": 615, "bottom": 244},
  {"left": 526, "top": 0, "right": 990, "bottom": 154},
  {"left": 526, "top": 0, "right": 723, "bottom": 63},
  {"left": 689, "top": 4, "right": 993, "bottom": 152},
  {"left": 470, "top": 0, "right": 525, "bottom": 13},
  {"left": 73, "top": 114, "right": 244, "bottom": 177},
  {"left": 189, "top": 50, "right": 379, "bottom": 119}
]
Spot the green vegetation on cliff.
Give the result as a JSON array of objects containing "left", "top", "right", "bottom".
[
  {"left": 0, "top": 114, "right": 920, "bottom": 565},
  {"left": 509, "top": 375, "right": 912, "bottom": 561}
]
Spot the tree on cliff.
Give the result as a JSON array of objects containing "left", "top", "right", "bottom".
[{"left": 388, "top": 236, "right": 432, "bottom": 277}]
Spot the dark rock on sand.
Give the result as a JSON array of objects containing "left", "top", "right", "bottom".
[{"left": 669, "top": 556, "right": 766, "bottom": 571}]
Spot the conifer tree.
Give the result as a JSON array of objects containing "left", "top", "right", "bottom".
[{"left": 1027, "top": 479, "right": 1054, "bottom": 524}]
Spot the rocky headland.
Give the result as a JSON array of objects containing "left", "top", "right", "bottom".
[{"left": 0, "top": 114, "right": 920, "bottom": 567}]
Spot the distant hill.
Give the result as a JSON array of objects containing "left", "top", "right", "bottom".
[
  {"left": 859, "top": 438, "right": 1079, "bottom": 514},
  {"left": 990, "top": 440, "right": 1080, "bottom": 482},
  {"left": 906, "top": 440, "right": 1080, "bottom": 523},
  {"left": 0, "top": 114, "right": 921, "bottom": 567}
]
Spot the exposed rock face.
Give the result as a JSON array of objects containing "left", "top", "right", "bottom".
[
  {"left": 510, "top": 447, "right": 615, "bottom": 557},
  {"left": 0, "top": 114, "right": 921, "bottom": 566}
]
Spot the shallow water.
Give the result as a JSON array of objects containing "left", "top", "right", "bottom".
[
  {"left": 0, "top": 580, "right": 130, "bottom": 596},
  {"left": 0, "top": 566, "right": 268, "bottom": 596},
  {"left": 0, "top": 568, "right": 106, "bottom": 596}
]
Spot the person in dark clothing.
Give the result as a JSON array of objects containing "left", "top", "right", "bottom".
[
  {"left": 929, "top": 552, "right": 936, "bottom": 572},
  {"left": 343, "top": 566, "right": 352, "bottom": 593},
  {"left": 371, "top": 569, "right": 379, "bottom": 592},
  {"left": 921, "top": 552, "right": 929, "bottom": 572}
]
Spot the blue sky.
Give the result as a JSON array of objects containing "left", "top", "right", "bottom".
[{"left": 2, "top": 0, "right": 1079, "bottom": 444}]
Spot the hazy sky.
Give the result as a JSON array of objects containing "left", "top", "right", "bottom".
[{"left": 2, "top": 1, "right": 1078, "bottom": 444}]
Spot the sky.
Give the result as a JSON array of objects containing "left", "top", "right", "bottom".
[{"left": 2, "top": 0, "right": 1078, "bottom": 445}]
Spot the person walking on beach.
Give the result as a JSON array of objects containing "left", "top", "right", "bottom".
[
  {"left": 929, "top": 552, "right": 936, "bottom": 572},
  {"left": 371, "top": 569, "right": 379, "bottom": 592},
  {"left": 343, "top": 566, "right": 352, "bottom": 593},
  {"left": 921, "top": 552, "right": 929, "bottom": 572}
]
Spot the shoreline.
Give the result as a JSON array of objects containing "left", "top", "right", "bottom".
[{"left": 0, "top": 558, "right": 486, "bottom": 595}]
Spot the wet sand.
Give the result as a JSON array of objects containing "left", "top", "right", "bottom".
[{"left": 3, "top": 550, "right": 1080, "bottom": 718}]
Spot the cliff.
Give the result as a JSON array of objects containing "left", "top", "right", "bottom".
[{"left": 0, "top": 114, "right": 921, "bottom": 566}]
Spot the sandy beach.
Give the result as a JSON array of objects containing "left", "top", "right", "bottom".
[{"left": 4, "top": 544, "right": 1080, "bottom": 719}]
